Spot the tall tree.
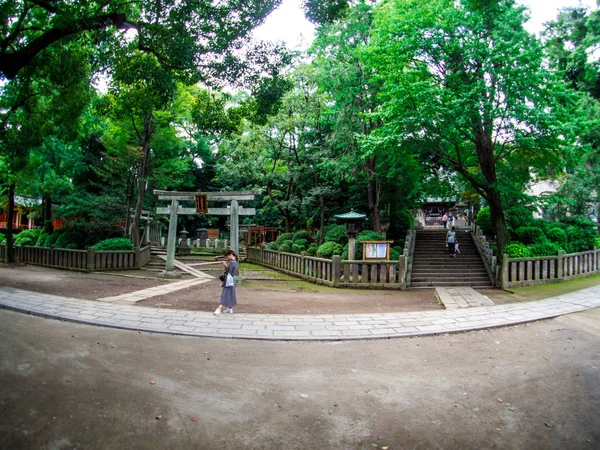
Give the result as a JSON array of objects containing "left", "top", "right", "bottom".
[
  {"left": 543, "top": 6, "right": 600, "bottom": 231},
  {"left": 1, "top": 0, "right": 282, "bottom": 81},
  {"left": 309, "top": 1, "right": 387, "bottom": 232},
  {"left": 366, "top": 0, "right": 576, "bottom": 254}
]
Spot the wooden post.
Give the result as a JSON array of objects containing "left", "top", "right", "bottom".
[{"left": 86, "top": 247, "right": 95, "bottom": 273}]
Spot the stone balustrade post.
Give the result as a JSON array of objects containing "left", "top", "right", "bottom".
[
  {"left": 557, "top": 251, "right": 563, "bottom": 279},
  {"left": 86, "top": 247, "right": 95, "bottom": 273},
  {"left": 332, "top": 255, "right": 341, "bottom": 286}
]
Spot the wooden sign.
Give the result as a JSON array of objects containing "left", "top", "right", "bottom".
[
  {"left": 362, "top": 240, "right": 394, "bottom": 260},
  {"left": 194, "top": 194, "right": 208, "bottom": 214}
]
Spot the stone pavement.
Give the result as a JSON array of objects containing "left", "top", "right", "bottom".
[
  {"left": 436, "top": 287, "right": 495, "bottom": 309},
  {"left": 1, "top": 285, "right": 599, "bottom": 341}
]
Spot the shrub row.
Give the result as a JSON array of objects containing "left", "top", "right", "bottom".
[{"left": 476, "top": 206, "right": 599, "bottom": 257}]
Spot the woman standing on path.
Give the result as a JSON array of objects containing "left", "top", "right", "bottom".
[{"left": 214, "top": 250, "right": 238, "bottom": 315}]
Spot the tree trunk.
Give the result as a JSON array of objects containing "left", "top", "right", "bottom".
[
  {"left": 5, "top": 182, "right": 16, "bottom": 263},
  {"left": 131, "top": 113, "right": 153, "bottom": 248},
  {"left": 43, "top": 192, "right": 53, "bottom": 233},
  {"left": 319, "top": 193, "right": 325, "bottom": 245},
  {"left": 365, "top": 157, "right": 381, "bottom": 233},
  {"left": 486, "top": 187, "right": 508, "bottom": 255}
]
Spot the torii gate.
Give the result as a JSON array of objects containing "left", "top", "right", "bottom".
[{"left": 154, "top": 190, "right": 258, "bottom": 277}]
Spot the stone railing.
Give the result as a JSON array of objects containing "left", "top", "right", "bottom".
[
  {"left": 500, "top": 248, "right": 599, "bottom": 289},
  {"left": 0, "top": 245, "right": 151, "bottom": 272},
  {"left": 471, "top": 223, "right": 498, "bottom": 284},
  {"left": 246, "top": 248, "right": 408, "bottom": 289}
]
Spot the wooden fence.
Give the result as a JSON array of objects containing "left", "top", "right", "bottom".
[
  {"left": 247, "top": 248, "right": 408, "bottom": 289},
  {"left": 0, "top": 245, "right": 151, "bottom": 272},
  {"left": 500, "top": 248, "right": 600, "bottom": 288}
]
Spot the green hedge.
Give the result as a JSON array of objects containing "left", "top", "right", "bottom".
[
  {"left": 93, "top": 238, "right": 133, "bottom": 251},
  {"left": 514, "top": 226, "right": 546, "bottom": 245},
  {"left": 317, "top": 241, "right": 343, "bottom": 257},
  {"left": 14, "top": 229, "right": 42, "bottom": 246},
  {"left": 476, "top": 207, "right": 492, "bottom": 235},
  {"left": 503, "top": 242, "right": 531, "bottom": 258}
]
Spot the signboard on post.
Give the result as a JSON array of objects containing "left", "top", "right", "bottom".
[{"left": 362, "top": 240, "right": 394, "bottom": 260}]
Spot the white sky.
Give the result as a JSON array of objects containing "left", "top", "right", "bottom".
[{"left": 252, "top": 0, "right": 600, "bottom": 48}]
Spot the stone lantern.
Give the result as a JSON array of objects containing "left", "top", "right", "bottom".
[
  {"left": 334, "top": 209, "right": 366, "bottom": 260},
  {"left": 178, "top": 229, "right": 191, "bottom": 256}
]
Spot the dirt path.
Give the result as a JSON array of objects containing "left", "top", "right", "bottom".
[
  {"left": 0, "top": 264, "right": 440, "bottom": 314},
  {"left": 1, "top": 307, "right": 599, "bottom": 449}
]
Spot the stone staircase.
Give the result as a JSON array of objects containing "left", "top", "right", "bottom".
[{"left": 410, "top": 229, "right": 494, "bottom": 288}]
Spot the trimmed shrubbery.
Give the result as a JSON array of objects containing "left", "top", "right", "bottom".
[
  {"left": 14, "top": 229, "right": 42, "bottom": 246},
  {"left": 503, "top": 242, "right": 531, "bottom": 258},
  {"left": 475, "top": 207, "right": 492, "bottom": 235},
  {"left": 316, "top": 241, "right": 343, "bottom": 257},
  {"left": 514, "top": 226, "right": 546, "bottom": 245},
  {"left": 93, "top": 238, "right": 133, "bottom": 251}
]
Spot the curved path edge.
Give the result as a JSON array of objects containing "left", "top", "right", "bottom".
[{"left": 0, "top": 286, "right": 599, "bottom": 341}]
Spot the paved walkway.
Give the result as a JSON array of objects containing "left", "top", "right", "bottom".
[{"left": 1, "top": 285, "right": 599, "bottom": 341}]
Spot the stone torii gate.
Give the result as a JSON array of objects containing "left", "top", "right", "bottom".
[{"left": 154, "top": 190, "right": 258, "bottom": 277}]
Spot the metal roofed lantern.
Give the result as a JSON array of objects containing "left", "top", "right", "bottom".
[{"left": 334, "top": 209, "right": 366, "bottom": 261}]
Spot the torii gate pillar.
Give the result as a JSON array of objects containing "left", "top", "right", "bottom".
[
  {"left": 163, "top": 199, "right": 180, "bottom": 278},
  {"left": 230, "top": 199, "right": 239, "bottom": 255}
]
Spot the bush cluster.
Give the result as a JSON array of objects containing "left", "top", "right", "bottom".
[
  {"left": 499, "top": 212, "right": 597, "bottom": 257},
  {"left": 93, "top": 238, "right": 133, "bottom": 251}
]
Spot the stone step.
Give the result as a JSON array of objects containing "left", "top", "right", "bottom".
[
  {"left": 412, "top": 269, "right": 489, "bottom": 275},
  {"left": 411, "top": 281, "right": 494, "bottom": 288},
  {"left": 411, "top": 275, "right": 491, "bottom": 282}
]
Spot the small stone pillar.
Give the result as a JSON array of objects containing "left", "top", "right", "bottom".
[
  {"left": 197, "top": 228, "right": 208, "bottom": 247},
  {"left": 178, "top": 229, "right": 191, "bottom": 256}
]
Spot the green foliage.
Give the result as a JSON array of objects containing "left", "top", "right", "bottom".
[
  {"left": 390, "top": 246, "right": 401, "bottom": 261},
  {"left": 275, "top": 233, "right": 294, "bottom": 245},
  {"left": 324, "top": 225, "right": 348, "bottom": 245},
  {"left": 503, "top": 242, "right": 531, "bottom": 258},
  {"left": 65, "top": 243, "right": 79, "bottom": 250},
  {"left": 266, "top": 241, "right": 278, "bottom": 250},
  {"left": 505, "top": 205, "right": 534, "bottom": 231},
  {"left": 93, "top": 238, "right": 133, "bottom": 251},
  {"left": 595, "top": 237, "right": 600, "bottom": 248},
  {"left": 55, "top": 230, "right": 87, "bottom": 249},
  {"left": 388, "top": 210, "right": 414, "bottom": 240},
  {"left": 292, "top": 230, "right": 311, "bottom": 241},
  {"left": 306, "top": 246, "right": 318, "bottom": 256},
  {"left": 317, "top": 241, "right": 343, "bottom": 257},
  {"left": 528, "top": 242, "right": 564, "bottom": 257},
  {"left": 43, "top": 230, "right": 63, "bottom": 248},
  {"left": 0, "top": 233, "right": 5, "bottom": 244},
  {"left": 565, "top": 223, "right": 597, "bottom": 253},
  {"left": 14, "top": 229, "right": 42, "bottom": 246},
  {"left": 293, "top": 239, "right": 308, "bottom": 250},
  {"left": 303, "top": 0, "right": 349, "bottom": 24},
  {"left": 278, "top": 243, "right": 293, "bottom": 253},
  {"left": 476, "top": 207, "right": 493, "bottom": 235},
  {"left": 514, "top": 226, "right": 546, "bottom": 245},
  {"left": 546, "top": 227, "right": 567, "bottom": 246}
]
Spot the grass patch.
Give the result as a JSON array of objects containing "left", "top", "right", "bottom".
[{"left": 483, "top": 274, "right": 600, "bottom": 303}]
